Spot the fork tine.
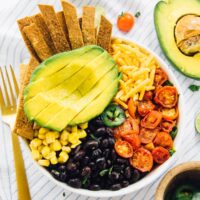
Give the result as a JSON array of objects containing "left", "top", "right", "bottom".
[
  {"left": 0, "top": 86, "right": 5, "bottom": 112},
  {"left": 5, "top": 66, "right": 16, "bottom": 106},
  {"left": 0, "top": 67, "right": 11, "bottom": 107},
  {"left": 10, "top": 65, "right": 19, "bottom": 97}
]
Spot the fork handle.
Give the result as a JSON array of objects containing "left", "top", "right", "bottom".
[{"left": 12, "top": 133, "right": 31, "bottom": 200}]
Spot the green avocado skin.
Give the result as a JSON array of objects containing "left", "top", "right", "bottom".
[
  {"left": 154, "top": 0, "right": 200, "bottom": 80},
  {"left": 24, "top": 45, "right": 119, "bottom": 131}
]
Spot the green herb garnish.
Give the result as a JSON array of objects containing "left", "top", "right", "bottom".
[
  {"left": 170, "top": 126, "right": 178, "bottom": 139},
  {"left": 164, "top": 80, "right": 173, "bottom": 86},
  {"left": 135, "top": 11, "right": 141, "bottom": 18},
  {"left": 169, "top": 148, "right": 176, "bottom": 156},
  {"left": 189, "top": 85, "right": 200, "bottom": 92},
  {"left": 99, "top": 169, "right": 109, "bottom": 176},
  {"left": 90, "top": 133, "right": 98, "bottom": 141},
  {"left": 108, "top": 166, "right": 113, "bottom": 175},
  {"left": 82, "top": 177, "right": 90, "bottom": 186}
]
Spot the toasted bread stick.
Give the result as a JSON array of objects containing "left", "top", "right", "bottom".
[
  {"left": 62, "top": 1, "right": 84, "bottom": 49},
  {"left": 14, "top": 57, "right": 40, "bottom": 139},
  {"left": 33, "top": 13, "right": 56, "bottom": 53},
  {"left": 38, "top": 4, "right": 70, "bottom": 52},
  {"left": 19, "top": 64, "right": 27, "bottom": 87},
  {"left": 23, "top": 23, "right": 53, "bottom": 61},
  {"left": 17, "top": 17, "right": 40, "bottom": 61},
  {"left": 82, "top": 6, "right": 96, "bottom": 45},
  {"left": 79, "top": 17, "right": 82, "bottom": 31},
  {"left": 97, "top": 16, "right": 112, "bottom": 52},
  {"left": 56, "top": 11, "right": 70, "bottom": 48}
]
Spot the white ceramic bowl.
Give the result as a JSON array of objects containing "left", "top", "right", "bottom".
[{"left": 22, "top": 37, "right": 185, "bottom": 198}]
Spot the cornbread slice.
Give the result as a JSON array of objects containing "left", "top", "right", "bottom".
[
  {"left": 82, "top": 6, "right": 96, "bottom": 45},
  {"left": 62, "top": 1, "right": 84, "bottom": 49},
  {"left": 97, "top": 16, "right": 112, "bottom": 52},
  {"left": 17, "top": 17, "right": 40, "bottom": 61},
  {"left": 14, "top": 57, "right": 40, "bottom": 139},
  {"left": 56, "top": 11, "right": 70, "bottom": 47},
  {"left": 38, "top": 4, "right": 70, "bottom": 52},
  {"left": 33, "top": 13, "right": 56, "bottom": 54},
  {"left": 23, "top": 23, "right": 53, "bottom": 61},
  {"left": 19, "top": 64, "right": 27, "bottom": 86},
  {"left": 79, "top": 17, "right": 82, "bottom": 31}
]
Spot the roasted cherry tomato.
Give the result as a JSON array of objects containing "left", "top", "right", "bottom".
[
  {"left": 117, "top": 12, "right": 134, "bottom": 32},
  {"left": 114, "top": 140, "right": 133, "bottom": 158},
  {"left": 129, "top": 147, "right": 153, "bottom": 172},
  {"left": 161, "top": 120, "right": 176, "bottom": 132},
  {"left": 154, "top": 86, "right": 178, "bottom": 108},
  {"left": 141, "top": 110, "right": 162, "bottom": 129},
  {"left": 114, "top": 117, "right": 140, "bottom": 137},
  {"left": 152, "top": 147, "right": 170, "bottom": 164},
  {"left": 154, "top": 132, "right": 173, "bottom": 149},
  {"left": 101, "top": 104, "right": 125, "bottom": 127},
  {"left": 139, "top": 127, "right": 159, "bottom": 144},
  {"left": 161, "top": 107, "right": 179, "bottom": 121},
  {"left": 128, "top": 98, "right": 137, "bottom": 118},
  {"left": 122, "top": 134, "right": 141, "bottom": 151},
  {"left": 154, "top": 68, "right": 168, "bottom": 86},
  {"left": 138, "top": 101, "right": 155, "bottom": 117},
  {"left": 143, "top": 91, "right": 153, "bottom": 101}
]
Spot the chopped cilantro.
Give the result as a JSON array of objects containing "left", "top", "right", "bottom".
[
  {"left": 135, "top": 11, "right": 141, "bottom": 18},
  {"left": 189, "top": 84, "right": 200, "bottom": 92},
  {"left": 170, "top": 126, "right": 178, "bottom": 139}
]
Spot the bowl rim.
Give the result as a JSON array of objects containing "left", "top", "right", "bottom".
[
  {"left": 22, "top": 36, "right": 186, "bottom": 198},
  {"left": 154, "top": 161, "right": 200, "bottom": 200}
]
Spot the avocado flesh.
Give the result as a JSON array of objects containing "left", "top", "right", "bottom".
[
  {"left": 154, "top": 0, "right": 200, "bottom": 79},
  {"left": 32, "top": 55, "right": 116, "bottom": 124},
  {"left": 24, "top": 47, "right": 103, "bottom": 100},
  {"left": 70, "top": 77, "right": 120, "bottom": 126},
  {"left": 24, "top": 52, "right": 109, "bottom": 119},
  {"left": 30, "top": 45, "right": 97, "bottom": 82},
  {"left": 44, "top": 67, "right": 118, "bottom": 131}
]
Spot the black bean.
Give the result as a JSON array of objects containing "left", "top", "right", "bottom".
[
  {"left": 89, "top": 162, "right": 97, "bottom": 170},
  {"left": 81, "top": 166, "right": 91, "bottom": 177},
  {"left": 131, "top": 169, "right": 140, "bottom": 183},
  {"left": 74, "top": 150, "right": 85, "bottom": 161},
  {"left": 107, "top": 160, "right": 112, "bottom": 167},
  {"left": 72, "top": 145, "right": 81, "bottom": 155},
  {"left": 103, "top": 149, "right": 110, "bottom": 158},
  {"left": 84, "top": 140, "right": 99, "bottom": 150},
  {"left": 109, "top": 171, "right": 120, "bottom": 181},
  {"left": 111, "top": 183, "right": 122, "bottom": 191},
  {"left": 82, "top": 156, "right": 90, "bottom": 165},
  {"left": 111, "top": 149, "right": 117, "bottom": 161},
  {"left": 96, "top": 157, "right": 106, "bottom": 170},
  {"left": 116, "top": 158, "right": 128, "bottom": 164},
  {"left": 59, "top": 171, "right": 67, "bottom": 182},
  {"left": 89, "top": 184, "right": 101, "bottom": 190},
  {"left": 122, "top": 180, "right": 129, "bottom": 188},
  {"left": 92, "top": 148, "right": 102, "bottom": 159},
  {"left": 51, "top": 169, "right": 60, "bottom": 179},
  {"left": 68, "top": 178, "right": 82, "bottom": 188},
  {"left": 93, "top": 117, "right": 105, "bottom": 127},
  {"left": 66, "top": 162, "right": 77, "bottom": 172},
  {"left": 101, "top": 138, "right": 109, "bottom": 148},
  {"left": 88, "top": 123, "right": 97, "bottom": 132},
  {"left": 95, "top": 127, "right": 106, "bottom": 136},
  {"left": 125, "top": 166, "right": 131, "bottom": 179},
  {"left": 108, "top": 138, "right": 115, "bottom": 147},
  {"left": 58, "top": 165, "right": 67, "bottom": 172},
  {"left": 113, "top": 164, "right": 123, "bottom": 172},
  {"left": 106, "top": 127, "right": 114, "bottom": 136}
]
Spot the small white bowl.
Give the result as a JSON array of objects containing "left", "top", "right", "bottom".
[{"left": 22, "top": 37, "right": 186, "bottom": 198}]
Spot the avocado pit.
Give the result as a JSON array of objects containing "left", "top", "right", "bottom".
[{"left": 175, "top": 14, "right": 200, "bottom": 56}]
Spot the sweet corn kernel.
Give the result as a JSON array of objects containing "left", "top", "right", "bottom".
[
  {"left": 30, "top": 138, "right": 42, "bottom": 149},
  {"left": 38, "top": 133, "right": 46, "bottom": 140},
  {"left": 145, "top": 142, "right": 155, "bottom": 151},
  {"left": 43, "top": 140, "right": 48, "bottom": 146},
  {"left": 50, "top": 156, "right": 58, "bottom": 165},
  {"left": 62, "top": 146, "right": 71, "bottom": 153},
  {"left": 34, "top": 130, "right": 39, "bottom": 137},
  {"left": 70, "top": 140, "right": 81, "bottom": 148},
  {"left": 38, "top": 145, "right": 44, "bottom": 152},
  {"left": 60, "top": 140, "right": 68, "bottom": 146},
  {"left": 71, "top": 126, "right": 78, "bottom": 133},
  {"left": 45, "top": 151, "right": 56, "bottom": 160},
  {"left": 53, "top": 131, "right": 59, "bottom": 139},
  {"left": 50, "top": 140, "right": 62, "bottom": 151},
  {"left": 39, "top": 127, "right": 48, "bottom": 135},
  {"left": 58, "top": 151, "right": 69, "bottom": 163},
  {"left": 66, "top": 126, "right": 71, "bottom": 132},
  {"left": 46, "top": 132, "right": 56, "bottom": 144},
  {"left": 38, "top": 159, "right": 50, "bottom": 167},
  {"left": 78, "top": 130, "right": 87, "bottom": 139},
  {"left": 79, "top": 123, "right": 88, "bottom": 129},
  {"left": 41, "top": 146, "right": 51, "bottom": 158},
  {"left": 31, "top": 150, "right": 42, "bottom": 160},
  {"left": 68, "top": 133, "right": 79, "bottom": 144},
  {"left": 60, "top": 130, "right": 69, "bottom": 141}
]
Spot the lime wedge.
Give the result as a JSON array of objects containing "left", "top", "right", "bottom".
[{"left": 195, "top": 113, "right": 200, "bottom": 133}]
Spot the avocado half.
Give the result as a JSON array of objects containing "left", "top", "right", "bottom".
[{"left": 154, "top": 0, "right": 200, "bottom": 79}]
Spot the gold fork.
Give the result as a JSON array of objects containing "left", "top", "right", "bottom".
[{"left": 0, "top": 66, "right": 31, "bottom": 200}]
